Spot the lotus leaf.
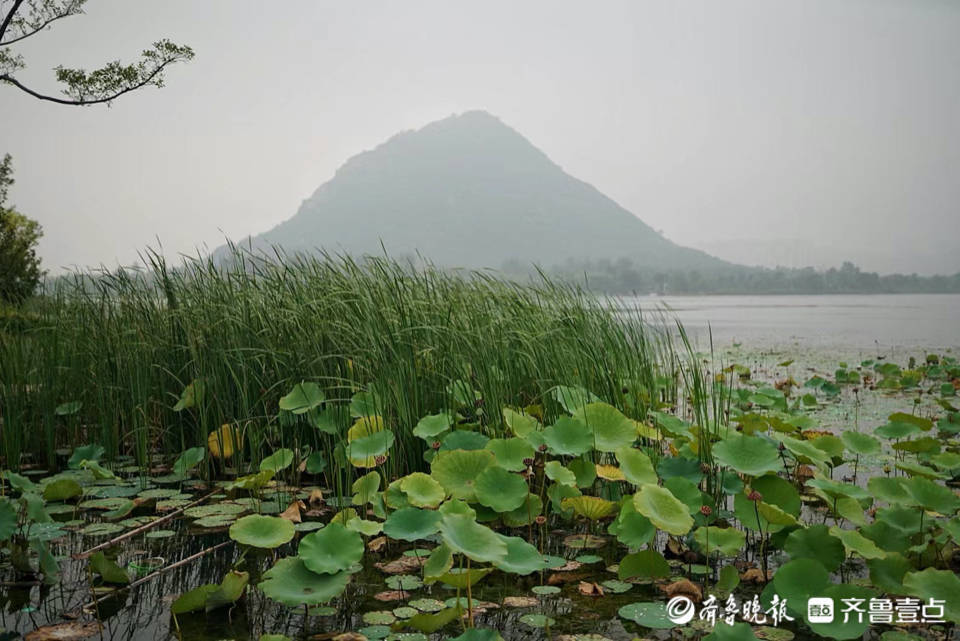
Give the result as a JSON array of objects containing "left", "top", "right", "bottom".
[
  {"left": 383, "top": 507, "right": 442, "bottom": 542},
  {"left": 412, "top": 412, "right": 453, "bottom": 441},
  {"left": 493, "top": 535, "right": 548, "bottom": 575},
  {"left": 595, "top": 464, "right": 626, "bottom": 481},
  {"left": 612, "top": 510, "right": 655, "bottom": 548},
  {"left": 616, "top": 447, "right": 657, "bottom": 486},
  {"left": 617, "top": 602, "right": 676, "bottom": 629},
  {"left": 260, "top": 557, "right": 349, "bottom": 606},
  {"left": 633, "top": 484, "right": 694, "bottom": 535},
  {"left": 437, "top": 514, "right": 507, "bottom": 563},
  {"left": 783, "top": 525, "right": 845, "bottom": 572},
  {"left": 260, "top": 448, "right": 295, "bottom": 473},
  {"left": 430, "top": 449, "right": 494, "bottom": 501},
  {"left": 278, "top": 382, "right": 325, "bottom": 414},
  {"left": 902, "top": 568, "right": 960, "bottom": 623},
  {"left": 618, "top": 549, "right": 670, "bottom": 580},
  {"left": 902, "top": 476, "right": 960, "bottom": 513},
  {"left": 205, "top": 570, "right": 249, "bottom": 611},
  {"left": 771, "top": 558, "right": 830, "bottom": 617},
  {"left": 542, "top": 416, "right": 592, "bottom": 456},
  {"left": 868, "top": 553, "right": 911, "bottom": 593},
  {"left": 474, "top": 466, "right": 528, "bottom": 513},
  {"left": 43, "top": 478, "right": 82, "bottom": 502},
  {"left": 568, "top": 458, "right": 597, "bottom": 487},
  {"left": 351, "top": 471, "right": 381, "bottom": 506},
  {"left": 712, "top": 433, "right": 781, "bottom": 477},
  {"left": 90, "top": 551, "right": 129, "bottom": 584},
  {"left": 704, "top": 623, "right": 759, "bottom": 641},
  {"left": 438, "top": 567, "right": 493, "bottom": 588},
  {"left": 828, "top": 526, "right": 886, "bottom": 559},
  {"left": 574, "top": 402, "right": 636, "bottom": 452},
  {"left": 544, "top": 461, "right": 577, "bottom": 486},
  {"left": 347, "top": 429, "right": 395, "bottom": 468},
  {"left": 692, "top": 526, "right": 746, "bottom": 557},
  {"left": 502, "top": 493, "right": 543, "bottom": 527},
  {"left": 440, "top": 430, "right": 490, "bottom": 451},
  {"left": 299, "top": 522, "right": 364, "bottom": 574},
  {"left": 552, "top": 385, "right": 601, "bottom": 414},
  {"left": 484, "top": 437, "right": 535, "bottom": 472},
  {"left": 561, "top": 495, "right": 616, "bottom": 520},
  {"left": 423, "top": 543, "right": 454, "bottom": 583},
  {"left": 399, "top": 473, "right": 445, "bottom": 508},
  {"left": 229, "top": 515, "right": 295, "bottom": 549},
  {"left": 502, "top": 407, "right": 540, "bottom": 437}
]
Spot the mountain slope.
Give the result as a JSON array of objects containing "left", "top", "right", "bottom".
[{"left": 227, "top": 111, "right": 729, "bottom": 271}]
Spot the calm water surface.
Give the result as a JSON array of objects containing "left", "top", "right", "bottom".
[{"left": 617, "top": 294, "right": 960, "bottom": 352}]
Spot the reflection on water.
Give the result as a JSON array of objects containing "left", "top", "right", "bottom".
[{"left": 614, "top": 294, "right": 960, "bottom": 352}]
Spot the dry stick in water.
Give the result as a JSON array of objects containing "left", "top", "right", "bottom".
[
  {"left": 83, "top": 539, "right": 233, "bottom": 610},
  {"left": 73, "top": 489, "right": 218, "bottom": 560}
]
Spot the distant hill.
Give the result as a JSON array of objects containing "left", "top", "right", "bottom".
[{"left": 219, "top": 111, "right": 729, "bottom": 272}]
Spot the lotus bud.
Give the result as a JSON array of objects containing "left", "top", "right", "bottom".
[
  {"left": 538, "top": 444, "right": 548, "bottom": 453},
  {"left": 535, "top": 515, "right": 547, "bottom": 525},
  {"left": 747, "top": 490, "right": 762, "bottom": 502},
  {"left": 431, "top": 441, "right": 442, "bottom": 450},
  {"left": 374, "top": 454, "right": 387, "bottom": 466},
  {"left": 700, "top": 505, "right": 713, "bottom": 516},
  {"left": 523, "top": 457, "right": 535, "bottom": 467}
]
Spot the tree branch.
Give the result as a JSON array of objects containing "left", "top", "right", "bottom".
[
  {"left": 0, "top": 8, "right": 71, "bottom": 45},
  {"left": 1, "top": 57, "right": 173, "bottom": 105},
  {"left": 0, "top": 0, "right": 26, "bottom": 43}
]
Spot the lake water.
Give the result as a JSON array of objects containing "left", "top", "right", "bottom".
[{"left": 614, "top": 293, "right": 960, "bottom": 353}]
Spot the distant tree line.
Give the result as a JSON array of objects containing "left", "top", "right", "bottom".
[{"left": 503, "top": 258, "right": 960, "bottom": 295}]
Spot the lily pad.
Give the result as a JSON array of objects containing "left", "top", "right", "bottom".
[
  {"left": 260, "top": 557, "right": 350, "bottom": 606},
  {"left": 474, "top": 466, "right": 529, "bottom": 513},
  {"left": 299, "top": 522, "right": 364, "bottom": 574},
  {"left": 712, "top": 433, "right": 781, "bottom": 477},
  {"left": 229, "top": 514, "right": 295, "bottom": 549}
]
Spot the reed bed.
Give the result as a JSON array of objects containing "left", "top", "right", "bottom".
[{"left": 0, "top": 247, "right": 685, "bottom": 475}]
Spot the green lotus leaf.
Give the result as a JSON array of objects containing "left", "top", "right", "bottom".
[
  {"left": 902, "top": 476, "right": 960, "bottom": 513},
  {"left": 783, "top": 525, "right": 845, "bottom": 572},
  {"left": 712, "top": 433, "right": 781, "bottom": 477},
  {"left": 413, "top": 412, "right": 454, "bottom": 441},
  {"left": 757, "top": 502, "right": 799, "bottom": 526},
  {"left": 502, "top": 407, "right": 540, "bottom": 437},
  {"left": 80, "top": 522, "right": 124, "bottom": 537},
  {"left": 79, "top": 497, "right": 132, "bottom": 511},
  {"left": 0, "top": 500, "right": 18, "bottom": 541},
  {"left": 574, "top": 402, "right": 636, "bottom": 452},
  {"left": 502, "top": 493, "right": 543, "bottom": 528},
  {"left": 895, "top": 461, "right": 946, "bottom": 479},
  {"left": 902, "top": 568, "right": 960, "bottom": 623},
  {"left": 664, "top": 476, "right": 705, "bottom": 513},
  {"left": 173, "top": 446, "right": 206, "bottom": 476},
  {"left": 278, "top": 382, "right": 325, "bottom": 414},
  {"left": 438, "top": 566, "right": 493, "bottom": 588},
  {"left": 260, "top": 557, "right": 349, "bottom": 607},
  {"left": 229, "top": 515, "right": 295, "bottom": 549},
  {"left": 68, "top": 444, "right": 105, "bottom": 470},
  {"left": 260, "top": 448, "right": 295, "bottom": 473},
  {"left": 298, "top": 522, "right": 364, "bottom": 574},
  {"left": 632, "top": 485, "right": 694, "bottom": 535},
  {"left": 474, "top": 466, "right": 529, "bottom": 513},
  {"left": 184, "top": 503, "right": 246, "bottom": 518},
  {"left": 770, "top": 434, "right": 830, "bottom": 468},
  {"left": 552, "top": 385, "right": 601, "bottom": 414},
  {"left": 90, "top": 551, "right": 129, "bottom": 584},
  {"left": 438, "top": 499, "right": 476, "bottom": 518},
  {"left": 618, "top": 549, "right": 670, "bottom": 580},
  {"left": 206, "top": 570, "right": 250, "bottom": 612},
  {"left": 351, "top": 471, "right": 381, "bottom": 506},
  {"left": 704, "top": 623, "right": 759, "bottom": 641},
  {"left": 828, "top": 526, "right": 886, "bottom": 559},
  {"left": 430, "top": 449, "right": 495, "bottom": 501},
  {"left": 692, "top": 526, "right": 746, "bottom": 557},
  {"left": 171, "top": 584, "right": 218, "bottom": 614},
  {"left": 867, "top": 476, "right": 911, "bottom": 504},
  {"left": 807, "top": 584, "right": 878, "bottom": 639},
  {"left": 544, "top": 461, "right": 577, "bottom": 486},
  {"left": 875, "top": 420, "right": 923, "bottom": 440},
  {"left": 440, "top": 430, "right": 490, "bottom": 451},
  {"left": 771, "top": 558, "right": 830, "bottom": 617},
  {"left": 616, "top": 447, "right": 657, "bottom": 486},
  {"left": 423, "top": 543, "right": 454, "bottom": 583},
  {"left": 868, "top": 553, "right": 911, "bottom": 593},
  {"left": 612, "top": 510, "right": 655, "bottom": 548},
  {"left": 437, "top": 514, "right": 507, "bottom": 563},
  {"left": 811, "top": 434, "right": 845, "bottom": 460},
  {"left": 224, "top": 469, "right": 274, "bottom": 491},
  {"left": 484, "top": 438, "right": 535, "bottom": 472},
  {"left": 43, "top": 478, "right": 82, "bottom": 502},
  {"left": 493, "top": 535, "right": 548, "bottom": 575},
  {"left": 752, "top": 474, "right": 801, "bottom": 516},
  {"left": 560, "top": 495, "right": 616, "bottom": 521},
  {"left": 383, "top": 507, "right": 442, "bottom": 542},
  {"left": 542, "top": 417, "right": 592, "bottom": 456},
  {"left": 347, "top": 429, "right": 395, "bottom": 468},
  {"left": 617, "top": 602, "right": 676, "bottom": 629},
  {"left": 398, "top": 473, "right": 445, "bottom": 508},
  {"left": 806, "top": 476, "right": 871, "bottom": 501},
  {"left": 193, "top": 514, "right": 237, "bottom": 528},
  {"left": 716, "top": 564, "right": 740, "bottom": 599},
  {"left": 568, "top": 457, "right": 597, "bottom": 487}
]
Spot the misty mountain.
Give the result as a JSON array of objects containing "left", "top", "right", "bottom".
[{"left": 222, "top": 111, "right": 729, "bottom": 272}]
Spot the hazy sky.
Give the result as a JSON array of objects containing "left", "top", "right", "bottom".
[{"left": 2, "top": 0, "right": 958, "bottom": 274}]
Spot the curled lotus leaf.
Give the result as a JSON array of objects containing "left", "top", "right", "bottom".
[
  {"left": 632, "top": 485, "right": 694, "bottom": 535},
  {"left": 561, "top": 495, "right": 617, "bottom": 521},
  {"left": 399, "top": 473, "right": 445, "bottom": 508},
  {"left": 260, "top": 557, "right": 350, "bottom": 607}
]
